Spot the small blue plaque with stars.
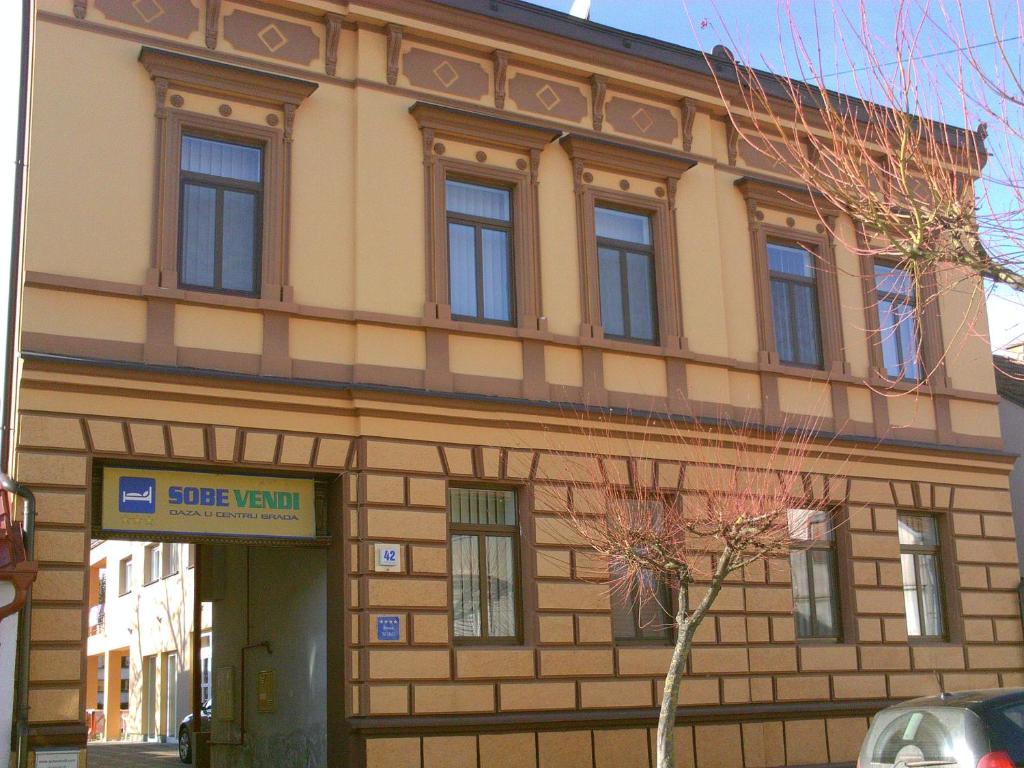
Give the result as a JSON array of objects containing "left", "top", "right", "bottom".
[{"left": 376, "top": 615, "right": 400, "bottom": 641}]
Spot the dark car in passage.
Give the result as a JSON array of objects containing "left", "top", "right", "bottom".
[
  {"left": 178, "top": 700, "right": 211, "bottom": 764},
  {"left": 859, "top": 689, "right": 1024, "bottom": 768}
]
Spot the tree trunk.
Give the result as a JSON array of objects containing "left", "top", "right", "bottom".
[
  {"left": 655, "top": 581, "right": 694, "bottom": 768},
  {"left": 655, "top": 553, "right": 734, "bottom": 768}
]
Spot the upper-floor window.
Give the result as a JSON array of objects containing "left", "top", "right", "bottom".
[
  {"left": 449, "top": 487, "right": 520, "bottom": 643},
  {"left": 874, "top": 264, "right": 920, "bottom": 380},
  {"left": 118, "top": 556, "right": 132, "bottom": 596},
  {"left": 596, "top": 207, "right": 658, "bottom": 344},
  {"left": 144, "top": 544, "right": 162, "bottom": 586},
  {"left": 179, "top": 135, "right": 263, "bottom": 297},
  {"left": 768, "top": 242, "right": 823, "bottom": 368},
  {"left": 611, "top": 498, "right": 672, "bottom": 643},
  {"left": 788, "top": 509, "right": 840, "bottom": 639},
  {"left": 446, "top": 180, "right": 514, "bottom": 324},
  {"left": 898, "top": 513, "right": 946, "bottom": 638}
]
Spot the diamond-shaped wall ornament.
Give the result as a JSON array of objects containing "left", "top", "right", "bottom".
[
  {"left": 131, "top": 0, "right": 166, "bottom": 23},
  {"left": 257, "top": 23, "right": 289, "bottom": 53},
  {"left": 432, "top": 60, "right": 460, "bottom": 89},
  {"left": 535, "top": 84, "right": 562, "bottom": 112},
  {"left": 631, "top": 107, "right": 655, "bottom": 134}
]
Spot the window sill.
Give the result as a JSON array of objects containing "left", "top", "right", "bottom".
[
  {"left": 907, "top": 636, "right": 956, "bottom": 646},
  {"left": 141, "top": 284, "right": 294, "bottom": 313}
]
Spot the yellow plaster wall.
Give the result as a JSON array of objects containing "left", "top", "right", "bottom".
[
  {"left": 356, "top": 325, "right": 426, "bottom": 370},
  {"left": 21, "top": 289, "right": 147, "bottom": 345},
  {"left": 536, "top": 150, "right": 581, "bottom": 336},
  {"left": 25, "top": 23, "right": 153, "bottom": 285},
  {"left": 938, "top": 269, "right": 997, "bottom": 394},
  {"left": 289, "top": 82, "right": 356, "bottom": 311},
  {"left": 352, "top": 89, "right": 425, "bottom": 319},
  {"left": 174, "top": 306, "right": 262, "bottom": 355},
  {"left": 777, "top": 378, "right": 833, "bottom": 419},
  {"left": 290, "top": 318, "right": 356, "bottom": 366},
  {"left": 950, "top": 400, "right": 1002, "bottom": 438},
  {"left": 715, "top": 172, "right": 760, "bottom": 363},
  {"left": 677, "top": 164, "right": 729, "bottom": 358},
  {"left": 449, "top": 336, "right": 523, "bottom": 380},
  {"left": 603, "top": 353, "right": 667, "bottom": 397},
  {"left": 888, "top": 394, "right": 937, "bottom": 432},
  {"left": 544, "top": 346, "right": 583, "bottom": 388}
]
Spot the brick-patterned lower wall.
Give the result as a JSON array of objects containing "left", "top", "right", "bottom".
[
  {"left": 362, "top": 717, "right": 868, "bottom": 768},
  {"left": 12, "top": 411, "right": 1023, "bottom": 767}
]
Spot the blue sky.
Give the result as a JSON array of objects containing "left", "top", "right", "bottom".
[{"left": 0, "top": 2, "right": 1018, "bottom": 349}]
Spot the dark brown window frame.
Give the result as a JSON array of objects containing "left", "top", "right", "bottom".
[
  {"left": 736, "top": 178, "right": 846, "bottom": 375},
  {"left": 411, "top": 102, "right": 559, "bottom": 333},
  {"left": 595, "top": 205, "right": 660, "bottom": 345},
  {"left": 177, "top": 133, "right": 265, "bottom": 298},
  {"left": 448, "top": 484, "right": 525, "bottom": 646},
  {"left": 766, "top": 239, "right": 825, "bottom": 369},
  {"left": 897, "top": 511, "right": 950, "bottom": 642},
  {"left": 607, "top": 494, "right": 676, "bottom": 646},
  {"left": 788, "top": 507, "right": 845, "bottom": 642},
  {"left": 861, "top": 253, "right": 948, "bottom": 389},
  {"left": 140, "top": 47, "right": 316, "bottom": 305},
  {"left": 443, "top": 175, "right": 517, "bottom": 327},
  {"left": 561, "top": 134, "right": 694, "bottom": 355}
]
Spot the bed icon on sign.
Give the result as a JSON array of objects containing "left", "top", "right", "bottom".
[{"left": 118, "top": 476, "right": 156, "bottom": 514}]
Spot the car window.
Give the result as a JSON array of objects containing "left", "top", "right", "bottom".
[
  {"left": 988, "top": 701, "right": 1024, "bottom": 763},
  {"left": 862, "top": 707, "right": 984, "bottom": 768}
]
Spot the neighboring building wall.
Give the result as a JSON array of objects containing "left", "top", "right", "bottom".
[
  {"left": 12, "top": 1, "right": 1020, "bottom": 767},
  {"left": 86, "top": 539, "right": 210, "bottom": 742},
  {"left": 1001, "top": 401, "right": 1024, "bottom": 571}
]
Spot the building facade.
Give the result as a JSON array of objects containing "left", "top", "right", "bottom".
[
  {"left": 994, "top": 354, "right": 1024, "bottom": 576},
  {"left": 86, "top": 539, "right": 210, "bottom": 743},
  {"left": 10, "top": 1, "right": 1022, "bottom": 767}
]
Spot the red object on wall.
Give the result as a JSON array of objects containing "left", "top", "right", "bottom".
[{"left": 0, "top": 491, "right": 36, "bottom": 620}]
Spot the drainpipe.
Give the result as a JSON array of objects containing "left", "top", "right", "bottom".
[
  {"left": 3, "top": 3, "right": 34, "bottom": 766},
  {"left": 2, "top": 0, "right": 31, "bottom": 475},
  {"left": 1, "top": 475, "right": 35, "bottom": 768}
]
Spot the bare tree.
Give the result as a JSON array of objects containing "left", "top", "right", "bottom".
[
  {"left": 538, "top": 413, "right": 845, "bottom": 768},
  {"left": 702, "top": 0, "right": 1023, "bottom": 373}
]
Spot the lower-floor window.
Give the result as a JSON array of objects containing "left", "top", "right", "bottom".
[
  {"left": 449, "top": 487, "right": 520, "bottom": 642},
  {"left": 788, "top": 509, "right": 840, "bottom": 639},
  {"left": 898, "top": 513, "right": 946, "bottom": 638},
  {"left": 611, "top": 566, "right": 672, "bottom": 643}
]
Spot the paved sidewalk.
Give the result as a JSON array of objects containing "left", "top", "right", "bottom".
[{"left": 88, "top": 742, "right": 181, "bottom": 767}]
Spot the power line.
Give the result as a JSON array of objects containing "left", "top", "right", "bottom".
[{"left": 824, "top": 33, "right": 1021, "bottom": 78}]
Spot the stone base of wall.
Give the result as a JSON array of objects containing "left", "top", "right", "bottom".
[{"left": 362, "top": 715, "right": 868, "bottom": 768}]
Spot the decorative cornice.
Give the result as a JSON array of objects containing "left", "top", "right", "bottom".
[
  {"left": 492, "top": 50, "right": 509, "bottom": 110},
  {"left": 590, "top": 74, "right": 606, "bottom": 131},
  {"left": 409, "top": 101, "right": 560, "bottom": 153},
  {"left": 734, "top": 175, "right": 841, "bottom": 217},
  {"left": 679, "top": 96, "right": 696, "bottom": 152},
  {"left": 324, "top": 12, "right": 345, "bottom": 76},
  {"left": 204, "top": 0, "right": 220, "bottom": 49},
  {"left": 726, "top": 121, "right": 740, "bottom": 166},
  {"left": 138, "top": 46, "right": 318, "bottom": 109},
  {"left": 559, "top": 133, "right": 696, "bottom": 181},
  {"left": 385, "top": 23, "right": 403, "bottom": 86}
]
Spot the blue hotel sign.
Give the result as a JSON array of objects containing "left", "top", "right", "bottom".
[{"left": 376, "top": 616, "right": 401, "bottom": 642}]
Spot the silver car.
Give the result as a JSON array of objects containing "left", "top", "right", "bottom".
[{"left": 858, "top": 689, "right": 1024, "bottom": 768}]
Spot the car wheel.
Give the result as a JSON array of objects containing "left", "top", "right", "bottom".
[{"left": 178, "top": 726, "right": 192, "bottom": 764}]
